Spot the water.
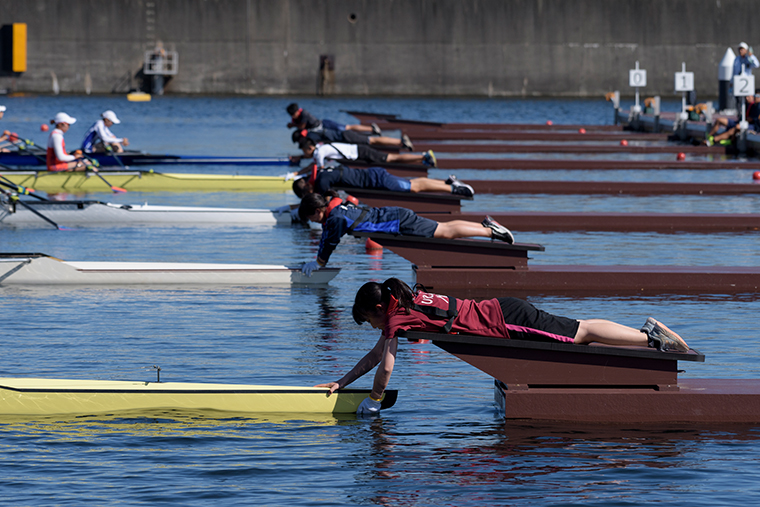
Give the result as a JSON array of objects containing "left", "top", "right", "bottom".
[{"left": 3, "top": 96, "right": 760, "bottom": 505}]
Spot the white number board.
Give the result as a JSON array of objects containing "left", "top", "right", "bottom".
[
  {"left": 734, "top": 74, "right": 756, "bottom": 97},
  {"left": 629, "top": 69, "right": 647, "bottom": 87},
  {"left": 674, "top": 71, "right": 694, "bottom": 92}
]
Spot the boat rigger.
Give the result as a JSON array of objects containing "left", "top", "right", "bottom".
[
  {"left": 0, "top": 170, "right": 292, "bottom": 193},
  {"left": 0, "top": 378, "right": 397, "bottom": 416},
  {"left": 0, "top": 253, "right": 339, "bottom": 286}
]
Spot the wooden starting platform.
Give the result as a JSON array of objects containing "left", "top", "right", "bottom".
[
  {"left": 334, "top": 186, "right": 470, "bottom": 213},
  {"left": 348, "top": 231, "right": 760, "bottom": 297},
  {"left": 401, "top": 330, "right": 760, "bottom": 424}
]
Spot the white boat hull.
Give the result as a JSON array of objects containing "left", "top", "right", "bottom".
[
  {"left": 0, "top": 201, "right": 293, "bottom": 227},
  {"left": 0, "top": 255, "right": 338, "bottom": 285}
]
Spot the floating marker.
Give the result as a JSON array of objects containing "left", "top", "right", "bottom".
[
  {"left": 677, "top": 152, "right": 686, "bottom": 161},
  {"left": 753, "top": 171, "right": 760, "bottom": 181},
  {"left": 578, "top": 128, "right": 586, "bottom": 134},
  {"left": 40, "top": 124, "right": 48, "bottom": 132},
  {"left": 546, "top": 120, "right": 553, "bottom": 125},
  {"left": 620, "top": 140, "right": 628, "bottom": 146}
]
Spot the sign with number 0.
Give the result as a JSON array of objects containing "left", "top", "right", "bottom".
[
  {"left": 733, "top": 74, "right": 756, "bottom": 97},
  {"left": 674, "top": 72, "right": 694, "bottom": 92},
  {"left": 629, "top": 69, "right": 647, "bottom": 87}
]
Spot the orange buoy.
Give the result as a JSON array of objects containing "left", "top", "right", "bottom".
[
  {"left": 676, "top": 152, "right": 686, "bottom": 161},
  {"left": 40, "top": 124, "right": 49, "bottom": 132},
  {"left": 546, "top": 120, "right": 553, "bottom": 126},
  {"left": 365, "top": 238, "right": 382, "bottom": 252},
  {"left": 753, "top": 171, "right": 760, "bottom": 181},
  {"left": 578, "top": 128, "right": 586, "bottom": 134},
  {"left": 620, "top": 140, "right": 628, "bottom": 146}
]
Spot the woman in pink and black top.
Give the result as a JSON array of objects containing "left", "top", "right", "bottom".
[
  {"left": 46, "top": 112, "right": 94, "bottom": 172},
  {"left": 315, "top": 278, "right": 691, "bottom": 415}
]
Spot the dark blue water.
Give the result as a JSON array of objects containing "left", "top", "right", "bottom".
[{"left": 2, "top": 95, "right": 760, "bottom": 506}]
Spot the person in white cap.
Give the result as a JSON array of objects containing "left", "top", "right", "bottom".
[
  {"left": 46, "top": 112, "right": 94, "bottom": 172},
  {"left": 0, "top": 106, "right": 10, "bottom": 152},
  {"left": 81, "top": 110, "right": 129, "bottom": 153},
  {"left": 734, "top": 42, "right": 759, "bottom": 76}
]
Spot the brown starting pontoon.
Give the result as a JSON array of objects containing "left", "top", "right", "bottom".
[{"left": 402, "top": 330, "right": 760, "bottom": 424}]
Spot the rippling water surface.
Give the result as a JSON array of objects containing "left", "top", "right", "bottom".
[{"left": 2, "top": 95, "right": 760, "bottom": 505}]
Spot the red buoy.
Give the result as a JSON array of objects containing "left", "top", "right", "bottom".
[
  {"left": 365, "top": 238, "right": 382, "bottom": 252},
  {"left": 676, "top": 152, "right": 686, "bottom": 161},
  {"left": 546, "top": 120, "right": 553, "bottom": 126},
  {"left": 578, "top": 128, "right": 586, "bottom": 134},
  {"left": 620, "top": 140, "right": 628, "bottom": 146},
  {"left": 40, "top": 123, "right": 49, "bottom": 132},
  {"left": 753, "top": 171, "right": 760, "bottom": 181}
]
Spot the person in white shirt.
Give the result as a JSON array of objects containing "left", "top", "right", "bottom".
[
  {"left": 46, "top": 112, "right": 94, "bottom": 172},
  {"left": 297, "top": 138, "right": 436, "bottom": 169},
  {"left": 81, "top": 110, "right": 129, "bottom": 153}
]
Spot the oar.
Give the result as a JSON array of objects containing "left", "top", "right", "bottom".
[
  {"left": 0, "top": 187, "right": 70, "bottom": 230},
  {"left": 0, "top": 177, "right": 49, "bottom": 201},
  {"left": 105, "top": 145, "right": 129, "bottom": 170},
  {"left": 77, "top": 151, "right": 128, "bottom": 193}
]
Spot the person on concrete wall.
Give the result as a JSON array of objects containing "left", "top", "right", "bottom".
[
  {"left": 732, "top": 42, "right": 760, "bottom": 111},
  {"left": 81, "top": 110, "right": 129, "bottom": 153},
  {"left": 292, "top": 164, "right": 474, "bottom": 199},
  {"left": 286, "top": 103, "right": 381, "bottom": 136},
  {"left": 296, "top": 138, "right": 436, "bottom": 169},
  {"left": 46, "top": 112, "right": 96, "bottom": 172},
  {"left": 297, "top": 192, "right": 514, "bottom": 276},
  {"left": 315, "top": 277, "right": 691, "bottom": 414},
  {"left": 291, "top": 128, "right": 413, "bottom": 152}
]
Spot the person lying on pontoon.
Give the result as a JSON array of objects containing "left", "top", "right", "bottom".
[
  {"left": 286, "top": 102, "right": 381, "bottom": 136},
  {"left": 294, "top": 138, "right": 436, "bottom": 169},
  {"left": 292, "top": 126, "right": 413, "bottom": 152},
  {"left": 298, "top": 192, "right": 512, "bottom": 277},
  {"left": 315, "top": 277, "right": 691, "bottom": 414},
  {"left": 292, "top": 164, "right": 473, "bottom": 199},
  {"left": 81, "top": 110, "right": 129, "bottom": 154}
]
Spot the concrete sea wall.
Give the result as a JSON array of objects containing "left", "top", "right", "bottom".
[{"left": 0, "top": 0, "right": 756, "bottom": 97}]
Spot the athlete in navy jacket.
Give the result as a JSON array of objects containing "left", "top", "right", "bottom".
[{"left": 298, "top": 193, "right": 514, "bottom": 276}]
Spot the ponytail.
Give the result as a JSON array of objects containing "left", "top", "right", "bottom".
[{"left": 352, "top": 277, "right": 415, "bottom": 325}]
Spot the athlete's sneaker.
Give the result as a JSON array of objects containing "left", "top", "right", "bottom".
[
  {"left": 450, "top": 179, "right": 475, "bottom": 197},
  {"left": 445, "top": 174, "right": 457, "bottom": 185},
  {"left": 422, "top": 150, "right": 437, "bottom": 167},
  {"left": 481, "top": 215, "right": 514, "bottom": 244},
  {"left": 402, "top": 134, "right": 414, "bottom": 151},
  {"left": 641, "top": 317, "right": 690, "bottom": 352},
  {"left": 371, "top": 123, "right": 382, "bottom": 136},
  {"left": 704, "top": 136, "right": 714, "bottom": 146},
  {"left": 719, "top": 139, "right": 732, "bottom": 146}
]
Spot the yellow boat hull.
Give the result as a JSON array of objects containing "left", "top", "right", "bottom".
[
  {"left": 0, "top": 378, "right": 397, "bottom": 416},
  {"left": 0, "top": 170, "right": 291, "bottom": 193}
]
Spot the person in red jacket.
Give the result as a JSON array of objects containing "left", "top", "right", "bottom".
[{"left": 315, "top": 277, "right": 691, "bottom": 414}]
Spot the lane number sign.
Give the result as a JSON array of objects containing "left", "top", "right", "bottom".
[
  {"left": 675, "top": 71, "right": 694, "bottom": 92},
  {"left": 629, "top": 69, "right": 647, "bottom": 87},
  {"left": 733, "top": 74, "right": 756, "bottom": 97}
]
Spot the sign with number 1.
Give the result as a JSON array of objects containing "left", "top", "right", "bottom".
[{"left": 674, "top": 72, "right": 694, "bottom": 92}]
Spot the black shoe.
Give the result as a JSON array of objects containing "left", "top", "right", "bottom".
[
  {"left": 371, "top": 123, "right": 382, "bottom": 136},
  {"left": 451, "top": 180, "right": 474, "bottom": 197},
  {"left": 641, "top": 317, "right": 690, "bottom": 352},
  {"left": 422, "top": 150, "right": 437, "bottom": 167},
  {"left": 481, "top": 215, "right": 514, "bottom": 244},
  {"left": 402, "top": 134, "right": 414, "bottom": 151},
  {"left": 445, "top": 174, "right": 457, "bottom": 185}
]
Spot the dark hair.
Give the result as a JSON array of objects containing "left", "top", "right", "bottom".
[
  {"left": 352, "top": 278, "right": 414, "bottom": 325},
  {"left": 286, "top": 103, "right": 299, "bottom": 115},
  {"left": 291, "top": 129, "right": 304, "bottom": 144},
  {"left": 292, "top": 178, "right": 312, "bottom": 199},
  {"left": 298, "top": 192, "right": 328, "bottom": 222},
  {"left": 298, "top": 137, "right": 315, "bottom": 150}
]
